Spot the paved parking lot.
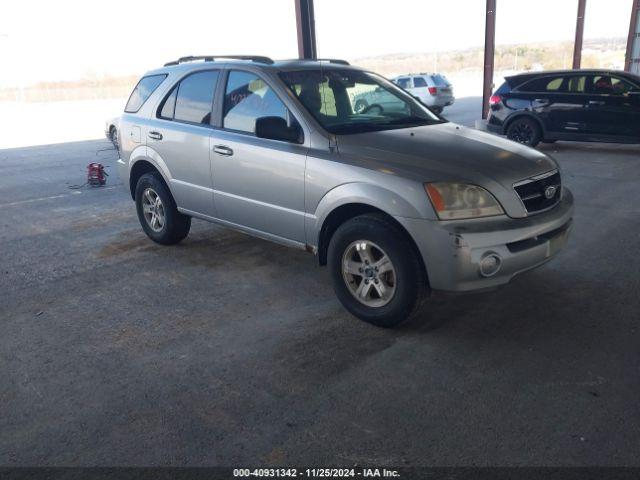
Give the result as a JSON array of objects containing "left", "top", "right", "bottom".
[{"left": 1, "top": 116, "right": 639, "bottom": 466}]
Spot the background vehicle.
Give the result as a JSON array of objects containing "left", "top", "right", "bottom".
[
  {"left": 487, "top": 69, "right": 640, "bottom": 147},
  {"left": 104, "top": 117, "right": 119, "bottom": 149},
  {"left": 392, "top": 73, "right": 455, "bottom": 114},
  {"left": 117, "top": 56, "right": 572, "bottom": 328}
]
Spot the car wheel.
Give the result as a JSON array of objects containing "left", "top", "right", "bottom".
[
  {"left": 135, "top": 172, "right": 191, "bottom": 245},
  {"left": 506, "top": 117, "right": 541, "bottom": 147},
  {"left": 354, "top": 100, "right": 368, "bottom": 113},
  {"left": 328, "top": 213, "right": 430, "bottom": 328},
  {"left": 109, "top": 127, "right": 118, "bottom": 148}
]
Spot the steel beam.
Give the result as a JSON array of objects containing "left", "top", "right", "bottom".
[
  {"left": 294, "top": 0, "right": 317, "bottom": 60},
  {"left": 482, "top": 0, "right": 497, "bottom": 120},
  {"left": 625, "top": 0, "right": 640, "bottom": 72},
  {"left": 573, "top": 0, "right": 587, "bottom": 69}
]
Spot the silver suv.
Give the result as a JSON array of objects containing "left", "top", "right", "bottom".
[{"left": 117, "top": 56, "right": 573, "bottom": 327}]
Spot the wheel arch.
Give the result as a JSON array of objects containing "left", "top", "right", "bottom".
[
  {"left": 504, "top": 111, "right": 546, "bottom": 138},
  {"left": 316, "top": 203, "right": 429, "bottom": 286},
  {"left": 129, "top": 159, "right": 171, "bottom": 200}
]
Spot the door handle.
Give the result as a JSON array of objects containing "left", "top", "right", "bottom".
[
  {"left": 588, "top": 100, "right": 605, "bottom": 106},
  {"left": 533, "top": 98, "right": 549, "bottom": 104},
  {"left": 148, "top": 131, "right": 163, "bottom": 140},
  {"left": 213, "top": 145, "right": 234, "bottom": 156}
]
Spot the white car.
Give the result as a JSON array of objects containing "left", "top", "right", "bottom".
[
  {"left": 104, "top": 116, "right": 120, "bottom": 148},
  {"left": 392, "top": 73, "right": 455, "bottom": 114}
]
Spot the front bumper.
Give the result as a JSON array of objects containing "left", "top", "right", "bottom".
[{"left": 396, "top": 188, "right": 574, "bottom": 292}]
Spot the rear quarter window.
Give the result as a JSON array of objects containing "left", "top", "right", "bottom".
[
  {"left": 125, "top": 74, "right": 167, "bottom": 113},
  {"left": 517, "top": 76, "right": 565, "bottom": 93},
  {"left": 413, "top": 77, "right": 428, "bottom": 87}
]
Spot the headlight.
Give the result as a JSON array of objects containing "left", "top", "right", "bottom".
[{"left": 425, "top": 183, "right": 504, "bottom": 220}]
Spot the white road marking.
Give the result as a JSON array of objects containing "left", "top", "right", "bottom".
[{"left": 0, "top": 186, "right": 119, "bottom": 208}]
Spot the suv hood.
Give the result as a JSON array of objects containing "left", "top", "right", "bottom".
[{"left": 336, "top": 122, "right": 557, "bottom": 187}]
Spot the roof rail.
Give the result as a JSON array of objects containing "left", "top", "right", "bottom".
[
  {"left": 284, "top": 58, "right": 350, "bottom": 65},
  {"left": 164, "top": 55, "right": 274, "bottom": 66},
  {"left": 315, "top": 58, "right": 350, "bottom": 65}
]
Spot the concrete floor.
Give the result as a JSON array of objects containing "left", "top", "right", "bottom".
[{"left": 1, "top": 118, "right": 639, "bottom": 466}]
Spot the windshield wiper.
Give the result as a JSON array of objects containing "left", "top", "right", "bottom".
[{"left": 385, "top": 116, "right": 437, "bottom": 125}]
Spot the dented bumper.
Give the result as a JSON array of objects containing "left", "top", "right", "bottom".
[{"left": 396, "top": 188, "right": 574, "bottom": 292}]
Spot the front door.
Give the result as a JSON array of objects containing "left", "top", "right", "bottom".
[
  {"left": 210, "top": 70, "right": 307, "bottom": 244},
  {"left": 145, "top": 69, "right": 220, "bottom": 216}
]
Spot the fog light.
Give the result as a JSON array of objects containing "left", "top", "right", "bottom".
[{"left": 479, "top": 253, "right": 501, "bottom": 277}]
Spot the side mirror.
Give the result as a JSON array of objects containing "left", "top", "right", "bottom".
[{"left": 255, "top": 116, "right": 302, "bottom": 143}]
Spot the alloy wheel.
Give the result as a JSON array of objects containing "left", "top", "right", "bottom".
[
  {"left": 141, "top": 188, "right": 165, "bottom": 232},
  {"left": 509, "top": 121, "right": 534, "bottom": 144},
  {"left": 341, "top": 240, "right": 397, "bottom": 308}
]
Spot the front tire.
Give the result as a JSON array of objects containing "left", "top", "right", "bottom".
[
  {"left": 506, "top": 117, "right": 541, "bottom": 147},
  {"left": 135, "top": 172, "right": 191, "bottom": 245},
  {"left": 328, "top": 213, "right": 429, "bottom": 327}
]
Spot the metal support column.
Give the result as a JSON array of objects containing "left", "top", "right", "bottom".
[
  {"left": 625, "top": 0, "right": 640, "bottom": 73},
  {"left": 482, "top": 0, "right": 496, "bottom": 120},
  {"left": 294, "top": 0, "right": 317, "bottom": 60},
  {"left": 573, "top": 0, "right": 587, "bottom": 69}
]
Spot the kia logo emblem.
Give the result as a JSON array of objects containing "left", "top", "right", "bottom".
[{"left": 544, "top": 186, "right": 557, "bottom": 199}]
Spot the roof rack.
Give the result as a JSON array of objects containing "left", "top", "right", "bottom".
[{"left": 164, "top": 55, "right": 274, "bottom": 66}]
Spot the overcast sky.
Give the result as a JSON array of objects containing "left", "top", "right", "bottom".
[{"left": 0, "top": 0, "right": 633, "bottom": 87}]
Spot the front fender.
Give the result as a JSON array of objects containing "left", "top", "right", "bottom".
[{"left": 308, "top": 182, "right": 433, "bottom": 247}]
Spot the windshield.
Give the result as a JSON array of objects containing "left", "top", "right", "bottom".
[{"left": 279, "top": 69, "right": 443, "bottom": 135}]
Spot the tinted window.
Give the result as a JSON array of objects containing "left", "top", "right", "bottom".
[
  {"left": 395, "top": 78, "right": 411, "bottom": 89},
  {"left": 223, "top": 71, "right": 288, "bottom": 133},
  {"left": 567, "top": 76, "right": 586, "bottom": 93},
  {"left": 518, "top": 76, "right": 565, "bottom": 92},
  {"left": 159, "top": 87, "right": 177, "bottom": 119},
  {"left": 591, "top": 75, "right": 635, "bottom": 95},
  {"left": 124, "top": 74, "right": 167, "bottom": 113},
  {"left": 174, "top": 70, "right": 219, "bottom": 124},
  {"left": 413, "top": 77, "right": 428, "bottom": 87}
]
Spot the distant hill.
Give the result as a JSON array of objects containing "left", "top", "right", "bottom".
[{"left": 352, "top": 38, "right": 627, "bottom": 77}]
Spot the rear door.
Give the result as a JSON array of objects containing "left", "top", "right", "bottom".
[
  {"left": 516, "top": 74, "right": 588, "bottom": 135},
  {"left": 583, "top": 74, "right": 640, "bottom": 138},
  {"left": 145, "top": 69, "right": 220, "bottom": 216}
]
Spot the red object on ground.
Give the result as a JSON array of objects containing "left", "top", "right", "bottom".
[{"left": 87, "top": 163, "right": 107, "bottom": 186}]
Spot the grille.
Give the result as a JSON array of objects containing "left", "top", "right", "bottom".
[{"left": 514, "top": 170, "right": 561, "bottom": 214}]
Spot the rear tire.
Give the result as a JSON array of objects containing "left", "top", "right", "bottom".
[
  {"left": 506, "top": 117, "right": 541, "bottom": 147},
  {"left": 135, "top": 172, "right": 191, "bottom": 245},
  {"left": 328, "top": 213, "right": 429, "bottom": 328},
  {"left": 109, "top": 126, "right": 118, "bottom": 148}
]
